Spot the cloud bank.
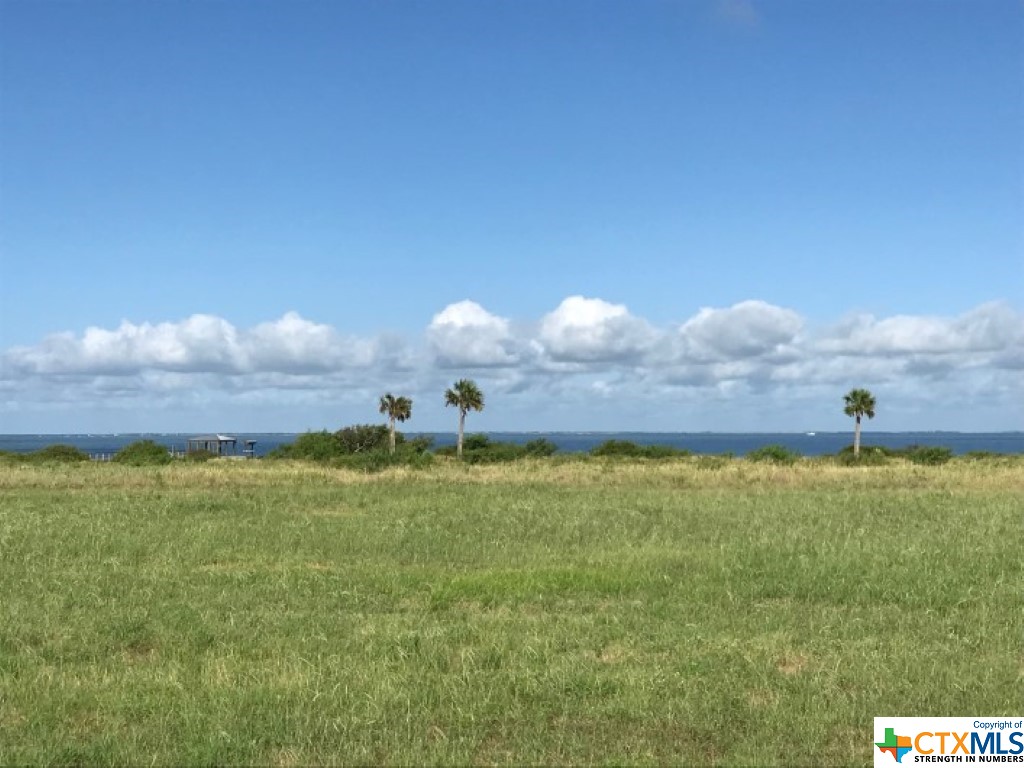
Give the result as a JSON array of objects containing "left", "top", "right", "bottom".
[
  {"left": 3, "top": 312, "right": 375, "bottom": 376},
  {"left": 2, "top": 298, "right": 1021, "bottom": 431}
]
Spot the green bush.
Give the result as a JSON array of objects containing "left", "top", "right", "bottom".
[
  {"left": 590, "top": 440, "right": 689, "bottom": 459},
  {"left": 746, "top": 444, "right": 800, "bottom": 465},
  {"left": 268, "top": 427, "right": 431, "bottom": 466},
  {"left": 524, "top": 438, "right": 558, "bottom": 457},
  {"left": 435, "top": 434, "right": 539, "bottom": 463},
  {"left": 835, "top": 449, "right": 890, "bottom": 466},
  {"left": 113, "top": 440, "right": 173, "bottom": 466},
  {"left": 838, "top": 444, "right": 899, "bottom": 457},
  {"left": 641, "top": 444, "right": 690, "bottom": 459},
  {"left": 32, "top": 444, "right": 90, "bottom": 463},
  {"left": 399, "top": 450, "right": 434, "bottom": 469},
  {"left": 264, "top": 445, "right": 292, "bottom": 459},
  {"left": 266, "top": 430, "right": 341, "bottom": 461},
  {"left": 402, "top": 436, "right": 435, "bottom": 454},
  {"left": 835, "top": 443, "right": 952, "bottom": 466},
  {"left": 336, "top": 424, "right": 392, "bottom": 454},
  {"left": 591, "top": 440, "right": 643, "bottom": 457},
  {"left": 436, "top": 444, "right": 526, "bottom": 464},
  {"left": 901, "top": 445, "right": 953, "bottom": 466},
  {"left": 462, "top": 433, "right": 491, "bottom": 451}
]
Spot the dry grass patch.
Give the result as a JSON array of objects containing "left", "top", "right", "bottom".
[{"left": 776, "top": 653, "right": 811, "bottom": 676}]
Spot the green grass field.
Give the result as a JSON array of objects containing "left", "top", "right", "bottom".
[{"left": 1, "top": 458, "right": 1021, "bottom": 765}]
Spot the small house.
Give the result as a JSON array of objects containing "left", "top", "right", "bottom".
[{"left": 186, "top": 434, "right": 238, "bottom": 456}]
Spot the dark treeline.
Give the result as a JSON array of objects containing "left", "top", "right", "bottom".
[{"left": 3, "top": 431, "right": 1006, "bottom": 470}]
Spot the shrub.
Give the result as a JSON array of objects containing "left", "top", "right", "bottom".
[
  {"left": 32, "top": 444, "right": 90, "bottom": 463},
  {"left": 434, "top": 434, "right": 535, "bottom": 463},
  {"left": 336, "top": 424, "right": 392, "bottom": 454},
  {"left": 838, "top": 444, "right": 899, "bottom": 457},
  {"left": 267, "top": 430, "right": 341, "bottom": 461},
  {"left": 268, "top": 428, "right": 431, "bottom": 466},
  {"left": 113, "top": 440, "right": 173, "bottom": 466},
  {"left": 402, "top": 436, "right": 435, "bottom": 455},
  {"left": 641, "top": 444, "right": 690, "bottom": 459},
  {"left": 591, "top": 440, "right": 643, "bottom": 457},
  {"left": 590, "top": 440, "right": 689, "bottom": 459},
  {"left": 264, "top": 444, "right": 292, "bottom": 459},
  {"left": 835, "top": 449, "right": 890, "bottom": 466},
  {"left": 469, "top": 444, "right": 529, "bottom": 464},
  {"left": 901, "top": 445, "right": 953, "bottom": 466},
  {"left": 435, "top": 444, "right": 525, "bottom": 464},
  {"left": 746, "top": 444, "right": 800, "bottom": 465},
  {"left": 524, "top": 438, "right": 558, "bottom": 457},
  {"left": 398, "top": 450, "right": 434, "bottom": 469},
  {"left": 462, "top": 433, "right": 491, "bottom": 451}
]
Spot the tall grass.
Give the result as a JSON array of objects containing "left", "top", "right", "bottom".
[{"left": 0, "top": 459, "right": 1020, "bottom": 765}]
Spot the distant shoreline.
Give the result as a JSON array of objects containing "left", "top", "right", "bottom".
[{"left": 2, "top": 432, "right": 1022, "bottom": 457}]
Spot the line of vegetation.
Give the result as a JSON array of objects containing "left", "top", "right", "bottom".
[
  {"left": 7, "top": 444, "right": 92, "bottom": 463},
  {"left": 590, "top": 439, "right": 691, "bottom": 459},
  {"left": 746, "top": 444, "right": 801, "bottom": 464},
  {"left": 0, "top": 382, "right": 1010, "bottom": 469},
  {"left": 0, "top": 438, "right": 1015, "bottom": 469},
  {"left": 835, "top": 443, "right": 954, "bottom": 466},
  {"left": 434, "top": 434, "right": 557, "bottom": 463}
]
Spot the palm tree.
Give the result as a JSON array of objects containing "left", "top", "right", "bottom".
[
  {"left": 378, "top": 393, "right": 412, "bottom": 455},
  {"left": 843, "top": 388, "right": 876, "bottom": 457},
  {"left": 444, "top": 379, "right": 484, "bottom": 459}
]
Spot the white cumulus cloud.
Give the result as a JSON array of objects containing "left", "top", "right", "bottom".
[
  {"left": 427, "top": 300, "right": 518, "bottom": 367},
  {"left": 246, "top": 312, "right": 375, "bottom": 372},
  {"left": 675, "top": 300, "right": 803, "bottom": 362},
  {"left": 538, "top": 296, "right": 655, "bottom": 363}
]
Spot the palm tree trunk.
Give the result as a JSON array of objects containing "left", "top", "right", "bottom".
[
  {"left": 389, "top": 417, "right": 396, "bottom": 455},
  {"left": 854, "top": 414, "right": 862, "bottom": 457},
  {"left": 457, "top": 410, "right": 465, "bottom": 459}
]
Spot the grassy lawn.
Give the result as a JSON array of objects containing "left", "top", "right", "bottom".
[{"left": 1, "top": 458, "right": 1021, "bottom": 765}]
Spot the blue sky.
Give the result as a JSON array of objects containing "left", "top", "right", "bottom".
[{"left": 1, "top": 0, "right": 1021, "bottom": 433}]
